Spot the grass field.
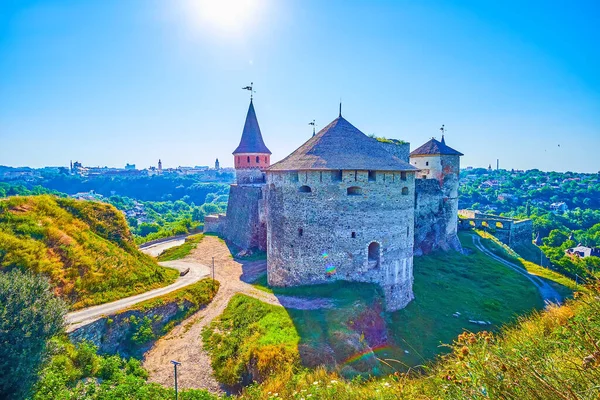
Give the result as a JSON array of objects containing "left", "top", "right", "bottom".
[
  {"left": 206, "top": 231, "right": 555, "bottom": 386},
  {"left": 157, "top": 234, "right": 204, "bottom": 261}
]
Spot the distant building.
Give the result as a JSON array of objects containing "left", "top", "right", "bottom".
[
  {"left": 565, "top": 245, "right": 600, "bottom": 259},
  {"left": 158, "top": 159, "right": 163, "bottom": 174},
  {"left": 215, "top": 158, "right": 220, "bottom": 170},
  {"left": 125, "top": 163, "right": 136, "bottom": 170},
  {"left": 550, "top": 202, "right": 568, "bottom": 214}
]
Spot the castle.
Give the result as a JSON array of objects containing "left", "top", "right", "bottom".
[{"left": 205, "top": 99, "right": 463, "bottom": 311}]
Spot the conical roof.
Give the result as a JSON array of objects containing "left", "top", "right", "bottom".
[
  {"left": 410, "top": 137, "right": 463, "bottom": 156},
  {"left": 268, "top": 116, "right": 417, "bottom": 172},
  {"left": 233, "top": 100, "right": 271, "bottom": 155}
]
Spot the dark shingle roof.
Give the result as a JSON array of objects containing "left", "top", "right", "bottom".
[
  {"left": 410, "top": 137, "right": 463, "bottom": 156},
  {"left": 233, "top": 100, "right": 271, "bottom": 155},
  {"left": 268, "top": 117, "right": 417, "bottom": 172}
]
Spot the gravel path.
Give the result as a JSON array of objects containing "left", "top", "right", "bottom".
[
  {"left": 472, "top": 235, "right": 562, "bottom": 305},
  {"left": 142, "top": 236, "right": 333, "bottom": 394}
]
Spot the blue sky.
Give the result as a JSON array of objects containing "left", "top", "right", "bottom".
[{"left": 1, "top": 0, "right": 599, "bottom": 172}]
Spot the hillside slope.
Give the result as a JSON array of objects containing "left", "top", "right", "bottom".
[{"left": 0, "top": 195, "right": 178, "bottom": 309}]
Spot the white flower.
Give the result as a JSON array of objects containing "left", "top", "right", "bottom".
[
  {"left": 330, "top": 380, "right": 338, "bottom": 384},
  {"left": 313, "top": 381, "right": 319, "bottom": 385}
]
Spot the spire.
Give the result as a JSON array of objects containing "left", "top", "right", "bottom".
[
  {"left": 440, "top": 125, "right": 446, "bottom": 145},
  {"left": 309, "top": 120, "right": 316, "bottom": 137},
  {"left": 339, "top": 101, "right": 342, "bottom": 118},
  {"left": 233, "top": 100, "right": 271, "bottom": 154}
]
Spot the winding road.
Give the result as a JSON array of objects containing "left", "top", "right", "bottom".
[
  {"left": 472, "top": 235, "right": 562, "bottom": 305},
  {"left": 66, "top": 238, "right": 210, "bottom": 332}
]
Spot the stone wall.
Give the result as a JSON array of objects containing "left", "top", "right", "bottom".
[
  {"left": 510, "top": 219, "right": 533, "bottom": 247},
  {"left": 203, "top": 213, "right": 226, "bottom": 235},
  {"left": 457, "top": 210, "right": 533, "bottom": 248},
  {"left": 266, "top": 169, "right": 416, "bottom": 311},
  {"left": 222, "top": 184, "right": 267, "bottom": 251},
  {"left": 235, "top": 168, "right": 266, "bottom": 185},
  {"left": 377, "top": 141, "right": 410, "bottom": 163}
]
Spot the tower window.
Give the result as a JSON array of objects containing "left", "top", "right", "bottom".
[
  {"left": 426, "top": 161, "right": 429, "bottom": 166},
  {"left": 256, "top": 156, "right": 259, "bottom": 163},
  {"left": 422, "top": 175, "right": 427, "bottom": 179},
  {"left": 264, "top": 156, "right": 267, "bottom": 163},
  {"left": 402, "top": 187, "right": 409, "bottom": 195},
  {"left": 368, "top": 171, "right": 376, "bottom": 182},
  {"left": 368, "top": 242, "right": 380, "bottom": 269},
  {"left": 351, "top": 232, "right": 356, "bottom": 238},
  {"left": 298, "top": 185, "right": 312, "bottom": 193},
  {"left": 347, "top": 186, "right": 362, "bottom": 196},
  {"left": 298, "top": 228, "right": 303, "bottom": 237},
  {"left": 332, "top": 170, "right": 342, "bottom": 182},
  {"left": 247, "top": 156, "right": 250, "bottom": 163},
  {"left": 401, "top": 171, "right": 407, "bottom": 181}
]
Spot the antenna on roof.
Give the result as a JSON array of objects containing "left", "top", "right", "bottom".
[
  {"left": 242, "top": 82, "right": 255, "bottom": 101},
  {"left": 309, "top": 120, "right": 316, "bottom": 136}
]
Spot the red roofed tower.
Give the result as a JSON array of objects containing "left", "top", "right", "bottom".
[{"left": 233, "top": 99, "right": 271, "bottom": 184}]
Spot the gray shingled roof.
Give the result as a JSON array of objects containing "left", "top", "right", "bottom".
[
  {"left": 268, "top": 117, "right": 418, "bottom": 172},
  {"left": 233, "top": 100, "right": 271, "bottom": 155},
  {"left": 410, "top": 137, "right": 463, "bottom": 156}
]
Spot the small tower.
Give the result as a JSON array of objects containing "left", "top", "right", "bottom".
[
  {"left": 215, "top": 158, "right": 220, "bottom": 170},
  {"left": 232, "top": 99, "right": 271, "bottom": 184},
  {"left": 158, "top": 159, "right": 163, "bottom": 174}
]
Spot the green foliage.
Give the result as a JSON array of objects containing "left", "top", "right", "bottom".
[
  {"left": 0, "top": 195, "right": 179, "bottom": 309},
  {"left": 202, "top": 294, "right": 300, "bottom": 386},
  {"left": 32, "top": 337, "right": 221, "bottom": 400},
  {"left": 157, "top": 234, "right": 204, "bottom": 261},
  {"left": 128, "top": 316, "right": 155, "bottom": 345},
  {"left": 0, "top": 269, "right": 67, "bottom": 400}
]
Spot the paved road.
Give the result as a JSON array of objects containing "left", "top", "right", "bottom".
[
  {"left": 472, "top": 235, "right": 562, "bottom": 305},
  {"left": 138, "top": 237, "right": 187, "bottom": 257},
  {"left": 66, "top": 238, "right": 210, "bottom": 331}
]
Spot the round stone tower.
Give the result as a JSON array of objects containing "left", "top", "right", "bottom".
[
  {"left": 409, "top": 135, "right": 463, "bottom": 253},
  {"left": 232, "top": 99, "right": 271, "bottom": 184},
  {"left": 265, "top": 116, "right": 418, "bottom": 311}
]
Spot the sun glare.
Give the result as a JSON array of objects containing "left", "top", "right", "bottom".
[{"left": 186, "top": 0, "right": 265, "bottom": 36}]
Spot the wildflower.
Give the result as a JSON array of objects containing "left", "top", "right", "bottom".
[
  {"left": 313, "top": 381, "right": 319, "bottom": 385},
  {"left": 330, "top": 380, "right": 338, "bottom": 384},
  {"left": 460, "top": 346, "right": 470, "bottom": 356},
  {"left": 383, "top": 382, "right": 391, "bottom": 387}
]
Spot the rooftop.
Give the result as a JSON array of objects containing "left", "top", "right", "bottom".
[
  {"left": 410, "top": 137, "right": 463, "bottom": 157},
  {"left": 233, "top": 100, "right": 271, "bottom": 155},
  {"left": 268, "top": 116, "right": 417, "bottom": 172}
]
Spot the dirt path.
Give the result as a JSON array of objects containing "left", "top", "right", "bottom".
[
  {"left": 142, "top": 236, "right": 332, "bottom": 394},
  {"left": 472, "top": 235, "right": 562, "bottom": 305}
]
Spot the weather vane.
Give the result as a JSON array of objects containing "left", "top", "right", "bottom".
[
  {"left": 242, "top": 82, "right": 255, "bottom": 100},
  {"left": 309, "top": 120, "right": 316, "bottom": 136}
]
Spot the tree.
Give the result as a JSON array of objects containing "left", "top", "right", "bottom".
[{"left": 0, "top": 270, "right": 66, "bottom": 399}]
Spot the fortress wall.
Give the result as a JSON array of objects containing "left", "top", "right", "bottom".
[
  {"left": 510, "top": 219, "right": 533, "bottom": 247},
  {"left": 266, "top": 169, "right": 416, "bottom": 311},
  {"left": 377, "top": 141, "right": 411, "bottom": 163},
  {"left": 203, "top": 213, "right": 226, "bottom": 235},
  {"left": 222, "top": 184, "right": 267, "bottom": 251}
]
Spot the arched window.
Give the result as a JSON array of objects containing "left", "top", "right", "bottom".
[
  {"left": 264, "top": 156, "right": 268, "bottom": 163},
  {"left": 256, "top": 156, "right": 259, "bottom": 163},
  {"left": 402, "top": 187, "right": 409, "bottom": 195},
  {"left": 368, "top": 242, "right": 380, "bottom": 268},
  {"left": 347, "top": 186, "right": 362, "bottom": 196},
  {"left": 298, "top": 185, "right": 312, "bottom": 193},
  {"left": 247, "top": 156, "right": 250, "bottom": 163}
]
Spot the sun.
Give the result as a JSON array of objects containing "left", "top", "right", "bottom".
[{"left": 185, "top": 0, "right": 265, "bottom": 36}]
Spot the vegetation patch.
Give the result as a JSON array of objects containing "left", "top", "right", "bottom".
[
  {"left": 202, "top": 294, "right": 301, "bottom": 386},
  {"left": 475, "top": 230, "right": 577, "bottom": 298},
  {"left": 0, "top": 195, "right": 179, "bottom": 309},
  {"left": 157, "top": 233, "right": 204, "bottom": 261},
  {"left": 70, "top": 279, "right": 220, "bottom": 359}
]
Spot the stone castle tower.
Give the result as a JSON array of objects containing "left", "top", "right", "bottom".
[
  {"left": 409, "top": 136, "right": 463, "bottom": 254},
  {"left": 265, "top": 116, "right": 418, "bottom": 311},
  {"left": 217, "top": 99, "right": 270, "bottom": 250}
]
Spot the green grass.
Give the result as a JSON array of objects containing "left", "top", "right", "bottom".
[
  {"left": 475, "top": 230, "right": 577, "bottom": 298},
  {"left": 0, "top": 195, "right": 179, "bottom": 309},
  {"left": 157, "top": 234, "right": 204, "bottom": 261},
  {"left": 206, "top": 232, "right": 547, "bottom": 386}
]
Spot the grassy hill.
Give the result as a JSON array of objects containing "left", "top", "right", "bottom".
[{"left": 0, "top": 195, "right": 178, "bottom": 309}]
